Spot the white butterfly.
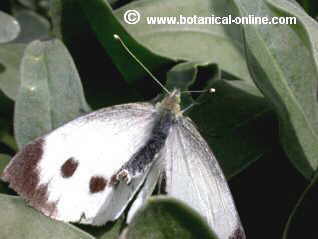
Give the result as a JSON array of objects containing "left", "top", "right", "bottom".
[
  {"left": 1, "top": 89, "right": 245, "bottom": 239},
  {"left": 1, "top": 35, "right": 245, "bottom": 239}
]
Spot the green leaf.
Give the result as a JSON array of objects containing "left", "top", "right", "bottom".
[
  {"left": 114, "top": 0, "right": 252, "bottom": 82},
  {"left": 166, "top": 62, "right": 211, "bottom": 108},
  {"left": 78, "top": 0, "right": 173, "bottom": 84},
  {"left": 14, "top": 10, "right": 50, "bottom": 43},
  {"left": 0, "top": 194, "right": 95, "bottom": 239},
  {"left": 0, "top": 11, "right": 20, "bottom": 43},
  {"left": 166, "top": 62, "right": 199, "bottom": 95},
  {"left": 233, "top": 0, "right": 318, "bottom": 179},
  {"left": 126, "top": 196, "right": 218, "bottom": 239},
  {"left": 14, "top": 39, "right": 91, "bottom": 149},
  {"left": 283, "top": 171, "right": 318, "bottom": 239},
  {"left": 265, "top": 0, "right": 318, "bottom": 67},
  {"left": 0, "top": 43, "right": 26, "bottom": 100},
  {"left": 166, "top": 62, "right": 221, "bottom": 104}
]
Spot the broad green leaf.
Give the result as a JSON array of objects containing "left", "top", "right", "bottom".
[
  {"left": 0, "top": 43, "right": 26, "bottom": 100},
  {"left": 233, "top": 0, "right": 318, "bottom": 179},
  {"left": 265, "top": 0, "right": 318, "bottom": 69},
  {"left": 0, "top": 194, "right": 94, "bottom": 239},
  {"left": 77, "top": 0, "right": 173, "bottom": 84},
  {"left": 14, "top": 10, "right": 50, "bottom": 43},
  {"left": 0, "top": 11, "right": 20, "bottom": 43},
  {"left": 166, "top": 62, "right": 199, "bottom": 95},
  {"left": 166, "top": 62, "right": 276, "bottom": 177},
  {"left": 283, "top": 171, "right": 318, "bottom": 239},
  {"left": 114, "top": 0, "right": 252, "bottom": 83},
  {"left": 126, "top": 196, "right": 218, "bottom": 239},
  {"left": 14, "top": 39, "right": 91, "bottom": 148}
]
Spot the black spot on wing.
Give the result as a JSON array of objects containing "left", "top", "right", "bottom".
[
  {"left": 61, "top": 157, "right": 78, "bottom": 178},
  {"left": 90, "top": 176, "right": 108, "bottom": 193},
  {"left": 1, "top": 138, "right": 57, "bottom": 217}
]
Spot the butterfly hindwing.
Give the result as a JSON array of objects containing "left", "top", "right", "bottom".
[
  {"left": 163, "top": 117, "right": 246, "bottom": 239},
  {"left": 2, "top": 103, "right": 159, "bottom": 225},
  {"left": 126, "top": 155, "right": 164, "bottom": 223}
]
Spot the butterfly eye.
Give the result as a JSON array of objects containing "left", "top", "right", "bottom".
[
  {"left": 61, "top": 157, "right": 78, "bottom": 178},
  {"left": 89, "top": 176, "right": 108, "bottom": 193}
]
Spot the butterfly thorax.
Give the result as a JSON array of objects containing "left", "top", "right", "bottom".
[
  {"left": 156, "top": 89, "right": 182, "bottom": 118},
  {"left": 112, "top": 92, "right": 180, "bottom": 186}
]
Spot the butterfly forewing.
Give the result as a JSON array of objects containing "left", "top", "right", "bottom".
[
  {"left": 163, "top": 117, "right": 246, "bottom": 239},
  {"left": 2, "top": 103, "right": 158, "bottom": 224}
]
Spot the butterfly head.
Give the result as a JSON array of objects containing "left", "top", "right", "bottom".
[{"left": 156, "top": 89, "right": 182, "bottom": 117}]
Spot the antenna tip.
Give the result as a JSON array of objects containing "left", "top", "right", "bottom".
[
  {"left": 113, "top": 34, "right": 120, "bottom": 40},
  {"left": 209, "top": 88, "right": 216, "bottom": 93}
]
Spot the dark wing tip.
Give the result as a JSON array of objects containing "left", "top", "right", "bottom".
[
  {"left": 229, "top": 227, "right": 246, "bottom": 239},
  {"left": 3, "top": 138, "right": 44, "bottom": 193},
  {"left": 1, "top": 138, "right": 58, "bottom": 217}
]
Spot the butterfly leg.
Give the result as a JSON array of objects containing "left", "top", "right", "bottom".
[
  {"left": 116, "top": 169, "right": 132, "bottom": 184},
  {"left": 78, "top": 212, "right": 86, "bottom": 223},
  {"left": 109, "top": 168, "right": 133, "bottom": 186}
]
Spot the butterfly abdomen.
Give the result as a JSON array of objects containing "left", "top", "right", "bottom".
[{"left": 114, "top": 111, "right": 174, "bottom": 184}]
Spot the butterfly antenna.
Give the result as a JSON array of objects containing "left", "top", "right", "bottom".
[
  {"left": 181, "top": 88, "right": 216, "bottom": 94},
  {"left": 180, "top": 88, "right": 215, "bottom": 114},
  {"left": 181, "top": 103, "right": 197, "bottom": 114},
  {"left": 113, "top": 34, "right": 170, "bottom": 94}
]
